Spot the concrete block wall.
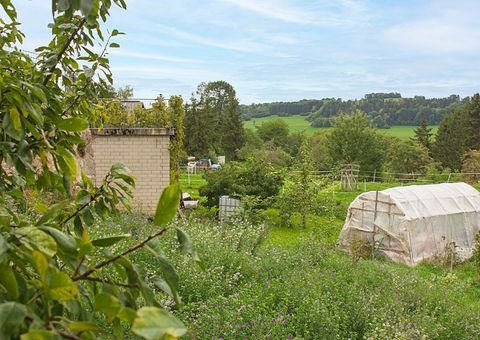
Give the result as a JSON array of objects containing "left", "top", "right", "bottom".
[{"left": 83, "top": 128, "right": 174, "bottom": 213}]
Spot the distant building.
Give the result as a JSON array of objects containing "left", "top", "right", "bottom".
[{"left": 121, "top": 100, "right": 144, "bottom": 113}]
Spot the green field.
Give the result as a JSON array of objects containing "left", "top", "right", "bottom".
[
  {"left": 244, "top": 115, "right": 438, "bottom": 139},
  {"left": 244, "top": 115, "right": 319, "bottom": 134}
]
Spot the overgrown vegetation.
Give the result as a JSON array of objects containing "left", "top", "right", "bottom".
[{"left": 100, "top": 210, "right": 480, "bottom": 339}]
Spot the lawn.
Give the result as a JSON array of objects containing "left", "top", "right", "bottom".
[
  {"left": 244, "top": 114, "right": 439, "bottom": 139},
  {"left": 179, "top": 171, "right": 207, "bottom": 198}
]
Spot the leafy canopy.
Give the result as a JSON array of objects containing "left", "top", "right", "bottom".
[{"left": 0, "top": 1, "right": 199, "bottom": 338}]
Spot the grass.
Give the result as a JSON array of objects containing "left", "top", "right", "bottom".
[
  {"left": 244, "top": 115, "right": 318, "bottom": 134},
  {"left": 179, "top": 171, "right": 206, "bottom": 198},
  {"left": 244, "top": 114, "right": 439, "bottom": 139},
  {"left": 104, "top": 206, "right": 480, "bottom": 338}
]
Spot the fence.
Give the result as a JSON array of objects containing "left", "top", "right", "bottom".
[{"left": 181, "top": 166, "right": 480, "bottom": 200}]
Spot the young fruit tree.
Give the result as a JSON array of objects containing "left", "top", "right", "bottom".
[{"left": 0, "top": 1, "right": 200, "bottom": 338}]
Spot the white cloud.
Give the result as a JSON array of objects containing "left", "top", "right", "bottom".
[
  {"left": 221, "top": 0, "right": 315, "bottom": 24},
  {"left": 382, "top": 6, "right": 480, "bottom": 54},
  {"left": 109, "top": 49, "right": 201, "bottom": 63},
  {"left": 154, "top": 24, "right": 265, "bottom": 53}
]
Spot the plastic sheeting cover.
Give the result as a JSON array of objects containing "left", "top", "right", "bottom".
[{"left": 338, "top": 182, "right": 480, "bottom": 266}]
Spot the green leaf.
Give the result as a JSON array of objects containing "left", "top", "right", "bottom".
[
  {"left": 47, "top": 271, "right": 78, "bottom": 301},
  {"left": 91, "top": 234, "right": 130, "bottom": 247},
  {"left": 56, "top": 117, "right": 88, "bottom": 132},
  {"left": 36, "top": 200, "right": 69, "bottom": 225},
  {"left": 154, "top": 184, "right": 180, "bottom": 226},
  {"left": 146, "top": 240, "right": 180, "bottom": 305},
  {"left": 0, "top": 261, "right": 19, "bottom": 300},
  {"left": 38, "top": 226, "right": 77, "bottom": 255},
  {"left": 111, "top": 29, "right": 125, "bottom": 36},
  {"left": 75, "top": 189, "right": 91, "bottom": 206},
  {"left": 0, "top": 235, "right": 7, "bottom": 261},
  {"left": 67, "top": 321, "right": 101, "bottom": 332},
  {"left": 110, "top": 163, "right": 135, "bottom": 187},
  {"left": 176, "top": 228, "right": 204, "bottom": 270},
  {"left": 132, "top": 307, "right": 186, "bottom": 340},
  {"left": 109, "top": 42, "right": 120, "bottom": 48},
  {"left": 3, "top": 107, "right": 24, "bottom": 141},
  {"left": 118, "top": 307, "right": 137, "bottom": 324},
  {"left": 20, "top": 330, "right": 57, "bottom": 340},
  {"left": 56, "top": 146, "right": 77, "bottom": 176},
  {"left": 93, "top": 292, "right": 121, "bottom": 319},
  {"left": 16, "top": 227, "right": 57, "bottom": 258},
  {"left": 32, "top": 251, "right": 48, "bottom": 282},
  {"left": 0, "top": 302, "right": 27, "bottom": 338},
  {"left": 73, "top": 216, "right": 83, "bottom": 237},
  {"left": 9, "top": 106, "right": 22, "bottom": 131}
]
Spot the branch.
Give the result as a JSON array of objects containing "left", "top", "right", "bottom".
[
  {"left": 72, "top": 228, "right": 168, "bottom": 281},
  {"left": 79, "top": 277, "right": 138, "bottom": 288},
  {"left": 61, "top": 191, "right": 101, "bottom": 226},
  {"left": 58, "top": 330, "right": 80, "bottom": 340},
  {"left": 43, "top": 17, "right": 87, "bottom": 86},
  {"left": 73, "top": 257, "right": 85, "bottom": 278},
  {"left": 60, "top": 33, "right": 113, "bottom": 118},
  {"left": 61, "top": 173, "right": 113, "bottom": 226}
]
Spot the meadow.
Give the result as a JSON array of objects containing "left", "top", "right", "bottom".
[
  {"left": 244, "top": 114, "right": 439, "bottom": 139},
  {"left": 102, "top": 205, "right": 480, "bottom": 339},
  {"left": 94, "top": 176, "right": 480, "bottom": 338}
]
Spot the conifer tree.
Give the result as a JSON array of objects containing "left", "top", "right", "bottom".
[
  {"left": 432, "top": 108, "right": 470, "bottom": 170},
  {"left": 184, "top": 81, "right": 245, "bottom": 159},
  {"left": 412, "top": 117, "right": 433, "bottom": 152},
  {"left": 465, "top": 93, "right": 480, "bottom": 149}
]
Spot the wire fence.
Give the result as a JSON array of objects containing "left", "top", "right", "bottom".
[{"left": 181, "top": 166, "right": 480, "bottom": 199}]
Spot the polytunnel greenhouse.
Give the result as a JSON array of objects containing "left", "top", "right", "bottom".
[{"left": 338, "top": 182, "right": 480, "bottom": 266}]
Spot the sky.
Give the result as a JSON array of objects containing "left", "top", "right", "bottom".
[{"left": 9, "top": 0, "right": 480, "bottom": 104}]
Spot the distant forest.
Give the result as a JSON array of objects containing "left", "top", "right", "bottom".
[{"left": 240, "top": 93, "right": 466, "bottom": 128}]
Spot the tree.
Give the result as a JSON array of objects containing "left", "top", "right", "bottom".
[
  {"left": 150, "top": 95, "right": 170, "bottom": 127},
  {"left": 462, "top": 150, "right": 480, "bottom": 183},
  {"left": 465, "top": 93, "right": 480, "bottom": 149},
  {"left": 116, "top": 85, "right": 134, "bottom": 99},
  {"left": 168, "top": 95, "right": 186, "bottom": 183},
  {"left": 256, "top": 118, "right": 290, "bottom": 147},
  {"left": 185, "top": 94, "right": 210, "bottom": 157},
  {"left": 184, "top": 81, "right": 245, "bottom": 160},
  {"left": 412, "top": 117, "right": 433, "bottom": 152},
  {"left": 199, "top": 160, "right": 283, "bottom": 207},
  {"left": 386, "top": 139, "right": 431, "bottom": 174},
  {"left": 277, "top": 140, "right": 316, "bottom": 228},
  {"left": 0, "top": 2, "right": 196, "bottom": 338},
  {"left": 432, "top": 108, "right": 470, "bottom": 170},
  {"left": 326, "top": 112, "right": 384, "bottom": 173},
  {"left": 310, "top": 131, "right": 331, "bottom": 170}
]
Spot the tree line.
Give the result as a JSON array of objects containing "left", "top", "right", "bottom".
[{"left": 240, "top": 93, "right": 464, "bottom": 127}]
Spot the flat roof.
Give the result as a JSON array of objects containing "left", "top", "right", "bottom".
[{"left": 90, "top": 128, "right": 175, "bottom": 136}]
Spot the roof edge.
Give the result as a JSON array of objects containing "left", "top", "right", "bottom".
[{"left": 90, "top": 128, "right": 175, "bottom": 136}]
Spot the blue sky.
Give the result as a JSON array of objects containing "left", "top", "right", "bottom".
[{"left": 11, "top": 0, "right": 480, "bottom": 103}]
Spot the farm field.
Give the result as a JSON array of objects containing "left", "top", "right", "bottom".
[{"left": 244, "top": 114, "right": 439, "bottom": 139}]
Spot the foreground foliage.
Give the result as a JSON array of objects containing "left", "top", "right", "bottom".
[{"left": 0, "top": 1, "right": 196, "bottom": 338}]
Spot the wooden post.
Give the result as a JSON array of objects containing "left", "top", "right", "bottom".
[{"left": 332, "top": 173, "right": 335, "bottom": 200}]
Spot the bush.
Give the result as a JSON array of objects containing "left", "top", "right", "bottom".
[{"left": 199, "top": 160, "right": 284, "bottom": 207}]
